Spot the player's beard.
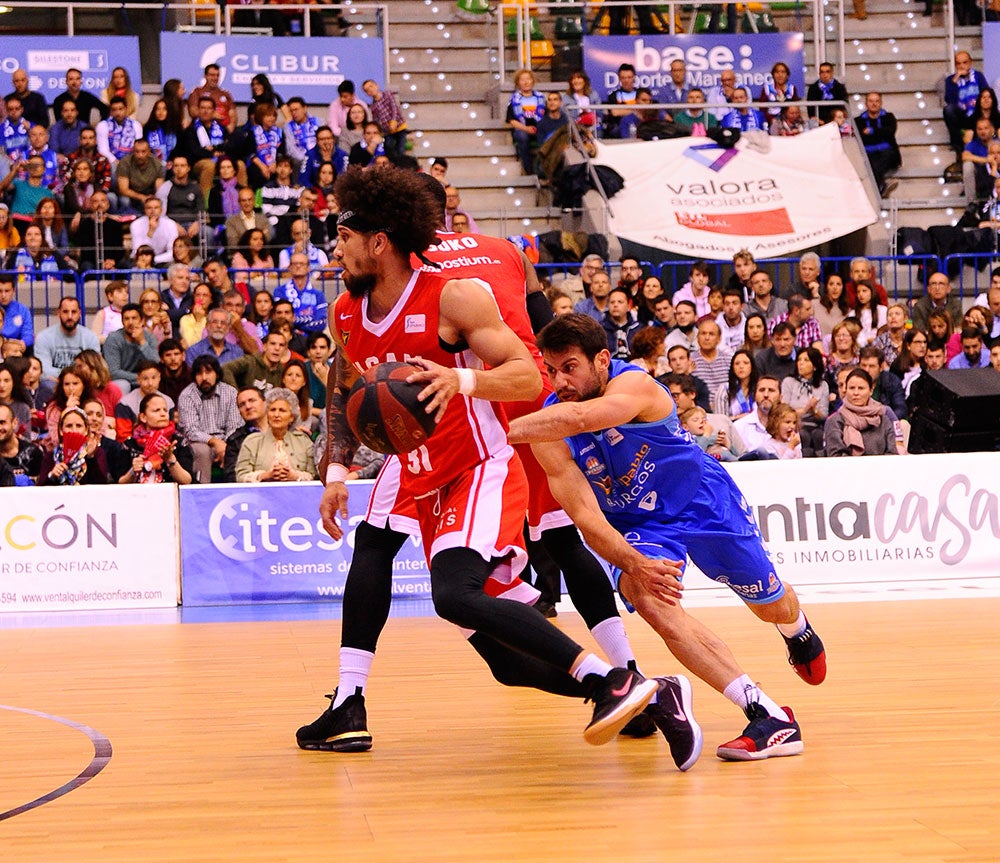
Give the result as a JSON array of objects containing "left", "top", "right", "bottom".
[{"left": 343, "top": 270, "right": 377, "bottom": 299}]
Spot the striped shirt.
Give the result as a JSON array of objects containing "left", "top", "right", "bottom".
[{"left": 176, "top": 381, "right": 242, "bottom": 445}]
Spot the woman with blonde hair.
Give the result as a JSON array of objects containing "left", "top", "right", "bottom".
[{"left": 102, "top": 66, "right": 139, "bottom": 116}]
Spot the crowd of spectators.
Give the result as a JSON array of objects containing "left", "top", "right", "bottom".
[{"left": 544, "top": 251, "right": 1000, "bottom": 459}]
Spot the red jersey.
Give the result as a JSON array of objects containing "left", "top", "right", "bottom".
[
  {"left": 416, "top": 232, "right": 551, "bottom": 421},
  {"left": 333, "top": 269, "right": 510, "bottom": 496}
]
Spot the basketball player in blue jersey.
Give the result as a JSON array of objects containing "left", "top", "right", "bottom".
[{"left": 508, "top": 314, "right": 827, "bottom": 761}]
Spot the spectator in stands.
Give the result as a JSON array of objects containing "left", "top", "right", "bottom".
[
  {"left": 961, "top": 117, "right": 998, "bottom": 202},
  {"left": 53, "top": 68, "right": 110, "bottom": 127},
  {"left": 112, "top": 359, "right": 175, "bottom": 442},
  {"left": 771, "top": 104, "right": 806, "bottom": 137},
  {"left": 89, "top": 280, "right": 129, "bottom": 345},
  {"left": 327, "top": 79, "right": 369, "bottom": 138},
  {"left": 721, "top": 87, "right": 767, "bottom": 132},
  {"left": 30, "top": 199, "right": 67, "bottom": 259},
  {"left": 279, "top": 219, "right": 329, "bottom": 270},
  {"left": 824, "top": 367, "right": 904, "bottom": 456},
  {"left": 102, "top": 67, "right": 139, "bottom": 118},
  {"left": 780, "top": 347, "right": 829, "bottom": 457},
  {"left": 856, "top": 91, "right": 901, "bottom": 197},
  {"left": 428, "top": 156, "right": 449, "bottom": 185},
  {"left": 858, "top": 345, "right": 908, "bottom": 421},
  {"left": 872, "top": 303, "right": 909, "bottom": 366},
  {"left": 942, "top": 51, "right": 987, "bottom": 175},
  {"left": 203, "top": 156, "right": 240, "bottom": 240},
  {"left": 573, "top": 268, "right": 612, "bottom": 322},
  {"left": 299, "top": 126, "right": 336, "bottom": 188},
  {"left": 43, "top": 364, "right": 95, "bottom": 445},
  {"left": 948, "top": 326, "right": 991, "bottom": 368},
  {"left": 741, "top": 312, "right": 770, "bottom": 354},
  {"left": 626, "top": 326, "right": 667, "bottom": 376},
  {"left": 6, "top": 69, "right": 48, "bottom": 129},
  {"left": 672, "top": 261, "right": 713, "bottom": 317},
  {"left": 49, "top": 100, "right": 87, "bottom": 157},
  {"left": 911, "top": 270, "right": 963, "bottom": 333},
  {"left": 890, "top": 328, "right": 929, "bottom": 403},
  {"left": 6, "top": 222, "right": 67, "bottom": 276},
  {"left": 155, "top": 338, "right": 189, "bottom": 405},
  {"left": 304, "top": 330, "right": 332, "bottom": 409},
  {"left": 223, "top": 329, "right": 288, "bottom": 392},
  {"left": 661, "top": 369, "right": 710, "bottom": 415},
  {"left": 280, "top": 359, "right": 317, "bottom": 435},
  {"left": 848, "top": 280, "right": 887, "bottom": 347},
  {"left": 116, "top": 138, "right": 165, "bottom": 215},
  {"left": 179, "top": 95, "right": 231, "bottom": 197},
  {"left": 814, "top": 272, "right": 849, "bottom": 341},
  {"left": 260, "top": 155, "right": 301, "bottom": 237},
  {"left": 63, "top": 126, "right": 113, "bottom": 199},
  {"left": 963, "top": 88, "right": 1000, "bottom": 148},
  {"left": 26, "top": 125, "right": 59, "bottom": 190},
  {"left": 807, "top": 62, "right": 850, "bottom": 125},
  {"left": 143, "top": 100, "right": 178, "bottom": 166},
  {"left": 691, "top": 318, "right": 733, "bottom": 393},
  {"left": 0, "top": 275, "right": 33, "bottom": 355},
  {"left": 283, "top": 96, "right": 319, "bottom": 172},
  {"left": 162, "top": 79, "right": 187, "bottom": 131},
  {"left": 0, "top": 204, "right": 20, "bottom": 252},
  {"left": 73, "top": 189, "right": 126, "bottom": 271},
  {"left": 157, "top": 154, "right": 210, "bottom": 246},
  {"left": 139, "top": 288, "right": 172, "bottom": 345},
  {"left": 759, "top": 62, "right": 799, "bottom": 122},
  {"left": 63, "top": 157, "right": 97, "bottom": 225},
  {"left": 759, "top": 404, "right": 802, "bottom": 460},
  {"left": 186, "top": 306, "right": 245, "bottom": 366},
  {"left": 231, "top": 228, "right": 275, "bottom": 277},
  {"left": 665, "top": 300, "right": 699, "bottom": 353},
  {"left": 734, "top": 375, "right": 782, "bottom": 452},
  {"left": 177, "top": 282, "right": 217, "bottom": 349},
  {"left": 119, "top": 392, "right": 193, "bottom": 484},
  {"left": 82, "top": 398, "right": 130, "bottom": 479},
  {"left": 17, "top": 354, "right": 53, "bottom": 419},
  {"left": 103, "top": 302, "right": 160, "bottom": 394},
  {"left": 248, "top": 290, "right": 274, "bottom": 341},
  {"left": 130, "top": 196, "right": 181, "bottom": 265},
  {"left": 768, "top": 294, "right": 823, "bottom": 350},
  {"left": 226, "top": 186, "right": 272, "bottom": 253},
  {"left": 507, "top": 69, "right": 544, "bottom": 174},
  {"left": 222, "top": 386, "right": 267, "bottom": 482},
  {"left": 602, "top": 63, "right": 638, "bottom": 139},
  {"left": 745, "top": 269, "right": 787, "bottom": 325},
  {"left": 0, "top": 402, "right": 42, "bottom": 482},
  {"left": 711, "top": 348, "right": 758, "bottom": 419},
  {"left": 96, "top": 97, "right": 142, "bottom": 169},
  {"left": 679, "top": 405, "right": 739, "bottom": 461},
  {"left": 755, "top": 320, "right": 797, "bottom": 381},
  {"left": 782, "top": 252, "right": 822, "bottom": 301},
  {"left": 535, "top": 91, "right": 569, "bottom": 152},
  {"left": 0, "top": 154, "right": 54, "bottom": 216},
  {"left": 633, "top": 275, "right": 663, "bottom": 325},
  {"left": 274, "top": 251, "right": 328, "bottom": 336},
  {"left": 35, "top": 400, "right": 113, "bottom": 486},
  {"left": 716, "top": 289, "right": 747, "bottom": 352},
  {"left": 187, "top": 64, "right": 237, "bottom": 133},
  {"left": 361, "top": 79, "right": 407, "bottom": 160},
  {"left": 442, "top": 185, "right": 479, "bottom": 234},
  {"left": 1, "top": 95, "right": 31, "bottom": 164},
  {"left": 727, "top": 248, "right": 756, "bottom": 301},
  {"left": 72, "top": 348, "right": 121, "bottom": 420},
  {"left": 600, "top": 287, "right": 640, "bottom": 359},
  {"left": 220, "top": 288, "right": 263, "bottom": 355},
  {"left": 0, "top": 363, "right": 32, "bottom": 435},
  {"left": 844, "top": 256, "right": 889, "bottom": 307},
  {"left": 235, "top": 386, "right": 316, "bottom": 482},
  {"left": 671, "top": 87, "right": 717, "bottom": 136},
  {"left": 925, "top": 307, "right": 955, "bottom": 351},
  {"left": 246, "top": 103, "right": 283, "bottom": 189},
  {"left": 177, "top": 354, "right": 241, "bottom": 483}
]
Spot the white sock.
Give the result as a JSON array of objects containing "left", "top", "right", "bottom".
[
  {"left": 570, "top": 653, "right": 614, "bottom": 683},
  {"left": 776, "top": 611, "right": 807, "bottom": 639},
  {"left": 590, "top": 617, "right": 637, "bottom": 670},
  {"left": 722, "top": 674, "right": 788, "bottom": 721},
  {"left": 332, "top": 647, "right": 375, "bottom": 708}
]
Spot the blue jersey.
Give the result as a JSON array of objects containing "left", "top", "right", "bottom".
[{"left": 545, "top": 360, "right": 706, "bottom": 527}]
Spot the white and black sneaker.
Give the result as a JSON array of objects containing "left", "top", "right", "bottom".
[{"left": 645, "top": 675, "right": 703, "bottom": 771}]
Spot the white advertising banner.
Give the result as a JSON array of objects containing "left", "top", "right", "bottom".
[
  {"left": 0, "top": 485, "right": 179, "bottom": 613},
  {"left": 678, "top": 452, "right": 1000, "bottom": 597},
  {"left": 594, "top": 123, "right": 877, "bottom": 259}
]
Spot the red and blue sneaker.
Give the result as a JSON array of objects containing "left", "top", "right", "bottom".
[
  {"left": 716, "top": 703, "right": 803, "bottom": 761},
  {"left": 783, "top": 619, "right": 827, "bottom": 685}
]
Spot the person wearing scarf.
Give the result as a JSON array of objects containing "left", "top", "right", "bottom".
[
  {"left": 36, "top": 407, "right": 111, "bottom": 485},
  {"left": 120, "top": 393, "right": 193, "bottom": 484},
  {"left": 823, "top": 368, "right": 905, "bottom": 456},
  {"left": 758, "top": 63, "right": 799, "bottom": 120},
  {"left": 721, "top": 88, "right": 767, "bottom": 132}
]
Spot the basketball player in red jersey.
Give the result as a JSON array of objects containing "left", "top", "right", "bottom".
[
  {"left": 298, "top": 177, "right": 697, "bottom": 759},
  {"left": 296, "top": 166, "right": 676, "bottom": 751}
]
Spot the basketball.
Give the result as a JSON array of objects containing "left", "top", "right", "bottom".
[{"left": 346, "top": 362, "right": 437, "bottom": 455}]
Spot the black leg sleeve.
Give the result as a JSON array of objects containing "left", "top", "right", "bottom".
[
  {"left": 468, "top": 633, "right": 587, "bottom": 698},
  {"left": 540, "top": 524, "right": 621, "bottom": 630},
  {"left": 340, "top": 521, "right": 408, "bottom": 653},
  {"left": 430, "top": 547, "right": 583, "bottom": 672}
]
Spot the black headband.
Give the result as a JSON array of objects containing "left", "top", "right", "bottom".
[{"left": 336, "top": 209, "right": 387, "bottom": 234}]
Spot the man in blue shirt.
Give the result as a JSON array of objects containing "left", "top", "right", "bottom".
[
  {"left": 0, "top": 275, "right": 34, "bottom": 352},
  {"left": 508, "top": 313, "right": 827, "bottom": 763},
  {"left": 947, "top": 328, "right": 991, "bottom": 369}
]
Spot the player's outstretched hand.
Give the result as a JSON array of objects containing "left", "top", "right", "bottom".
[
  {"left": 627, "top": 557, "right": 685, "bottom": 605},
  {"left": 407, "top": 357, "right": 460, "bottom": 424},
  {"left": 319, "top": 481, "right": 349, "bottom": 540}
]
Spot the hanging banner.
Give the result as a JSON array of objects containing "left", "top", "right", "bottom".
[
  {"left": 583, "top": 33, "right": 806, "bottom": 101},
  {"left": 178, "top": 482, "right": 431, "bottom": 605},
  {"left": 160, "top": 33, "right": 385, "bottom": 105},
  {"left": 0, "top": 485, "right": 178, "bottom": 613},
  {"left": 0, "top": 37, "right": 141, "bottom": 103},
  {"left": 593, "top": 123, "right": 877, "bottom": 258}
]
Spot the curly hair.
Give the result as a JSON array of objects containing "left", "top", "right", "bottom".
[{"left": 333, "top": 166, "right": 440, "bottom": 257}]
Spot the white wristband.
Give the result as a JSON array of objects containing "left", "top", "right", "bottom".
[
  {"left": 456, "top": 367, "right": 476, "bottom": 396},
  {"left": 325, "top": 463, "right": 349, "bottom": 484}
]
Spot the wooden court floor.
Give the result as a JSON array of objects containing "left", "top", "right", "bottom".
[{"left": 2, "top": 598, "right": 999, "bottom": 863}]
